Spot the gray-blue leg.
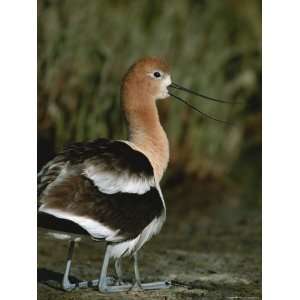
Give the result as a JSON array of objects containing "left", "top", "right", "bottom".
[
  {"left": 132, "top": 251, "right": 172, "bottom": 291},
  {"left": 98, "top": 245, "right": 133, "bottom": 293},
  {"left": 131, "top": 252, "right": 143, "bottom": 290},
  {"left": 114, "top": 258, "right": 124, "bottom": 284},
  {"left": 62, "top": 242, "right": 171, "bottom": 293},
  {"left": 62, "top": 240, "right": 114, "bottom": 291},
  {"left": 62, "top": 240, "right": 76, "bottom": 291}
]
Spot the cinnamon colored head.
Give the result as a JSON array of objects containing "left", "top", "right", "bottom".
[
  {"left": 121, "top": 57, "right": 235, "bottom": 126},
  {"left": 121, "top": 57, "right": 171, "bottom": 110}
]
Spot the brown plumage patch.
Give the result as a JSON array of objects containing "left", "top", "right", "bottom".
[{"left": 41, "top": 176, "right": 163, "bottom": 240}]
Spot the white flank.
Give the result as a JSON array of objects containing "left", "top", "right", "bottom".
[{"left": 39, "top": 205, "right": 121, "bottom": 241}]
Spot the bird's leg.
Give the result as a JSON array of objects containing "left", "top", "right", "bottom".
[
  {"left": 132, "top": 251, "right": 172, "bottom": 291},
  {"left": 98, "top": 245, "right": 133, "bottom": 293},
  {"left": 62, "top": 240, "right": 76, "bottom": 291},
  {"left": 114, "top": 258, "right": 124, "bottom": 285},
  {"left": 131, "top": 252, "right": 143, "bottom": 290},
  {"left": 62, "top": 239, "right": 116, "bottom": 291},
  {"left": 98, "top": 244, "right": 112, "bottom": 292}
]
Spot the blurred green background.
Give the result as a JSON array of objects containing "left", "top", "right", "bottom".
[{"left": 38, "top": 0, "right": 261, "bottom": 204}]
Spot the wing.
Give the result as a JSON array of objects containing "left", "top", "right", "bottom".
[
  {"left": 38, "top": 139, "right": 154, "bottom": 199},
  {"left": 38, "top": 139, "right": 164, "bottom": 242},
  {"left": 38, "top": 154, "right": 67, "bottom": 199}
]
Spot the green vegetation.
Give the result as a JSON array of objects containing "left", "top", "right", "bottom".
[{"left": 38, "top": 0, "right": 261, "bottom": 197}]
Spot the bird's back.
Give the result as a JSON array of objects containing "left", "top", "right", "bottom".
[{"left": 38, "top": 139, "right": 166, "bottom": 254}]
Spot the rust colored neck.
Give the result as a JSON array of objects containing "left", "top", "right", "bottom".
[{"left": 122, "top": 96, "right": 169, "bottom": 183}]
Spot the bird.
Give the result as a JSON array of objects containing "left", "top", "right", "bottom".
[{"left": 38, "top": 57, "right": 234, "bottom": 293}]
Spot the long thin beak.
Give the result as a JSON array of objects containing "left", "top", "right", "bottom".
[
  {"left": 169, "top": 82, "right": 238, "bottom": 104},
  {"left": 168, "top": 82, "right": 236, "bottom": 126}
]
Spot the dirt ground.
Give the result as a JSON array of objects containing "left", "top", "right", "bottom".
[{"left": 38, "top": 181, "right": 261, "bottom": 300}]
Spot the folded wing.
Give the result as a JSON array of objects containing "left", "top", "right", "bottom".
[{"left": 38, "top": 139, "right": 164, "bottom": 242}]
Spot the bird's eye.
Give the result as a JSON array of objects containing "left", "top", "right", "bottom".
[{"left": 153, "top": 71, "right": 161, "bottom": 78}]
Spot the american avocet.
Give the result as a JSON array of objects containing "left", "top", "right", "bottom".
[{"left": 38, "top": 57, "right": 233, "bottom": 293}]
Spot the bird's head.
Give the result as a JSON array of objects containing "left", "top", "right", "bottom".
[
  {"left": 121, "top": 57, "right": 171, "bottom": 104},
  {"left": 121, "top": 57, "right": 236, "bottom": 125}
]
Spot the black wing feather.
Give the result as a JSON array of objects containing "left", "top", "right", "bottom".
[{"left": 38, "top": 139, "right": 164, "bottom": 240}]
